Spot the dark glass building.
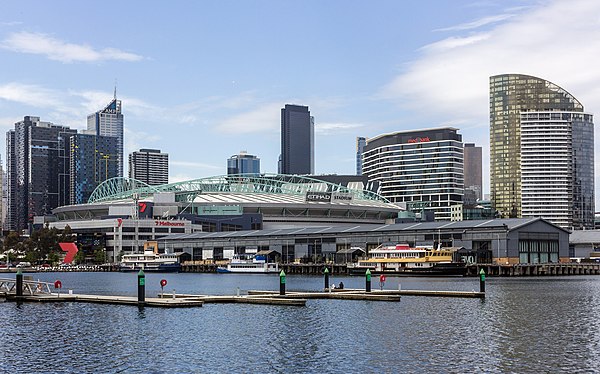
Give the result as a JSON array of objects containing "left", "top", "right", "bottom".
[
  {"left": 463, "top": 143, "right": 482, "bottom": 201},
  {"left": 356, "top": 136, "right": 366, "bottom": 176},
  {"left": 70, "top": 134, "right": 120, "bottom": 204},
  {"left": 279, "top": 104, "right": 314, "bottom": 175},
  {"left": 129, "top": 148, "right": 169, "bottom": 185},
  {"left": 227, "top": 151, "right": 260, "bottom": 175},
  {"left": 6, "top": 116, "right": 76, "bottom": 232}
]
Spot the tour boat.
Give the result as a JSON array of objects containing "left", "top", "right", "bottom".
[
  {"left": 348, "top": 243, "right": 466, "bottom": 276},
  {"left": 217, "top": 254, "right": 279, "bottom": 274},
  {"left": 119, "top": 250, "right": 182, "bottom": 272}
]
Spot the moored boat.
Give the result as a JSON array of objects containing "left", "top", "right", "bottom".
[
  {"left": 348, "top": 243, "right": 466, "bottom": 276},
  {"left": 119, "top": 250, "right": 183, "bottom": 272},
  {"left": 217, "top": 254, "right": 279, "bottom": 274}
]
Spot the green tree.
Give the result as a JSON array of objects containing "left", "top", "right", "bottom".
[
  {"left": 47, "top": 251, "right": 60, "bottom": 265},
  {"left": 59, "top": 225, "right": 75, "bottom": 243},
  {"left": 74, "top": 246, "right": 85, "bottom": 264},
  {"left": 3, "top": 231, "right": 21, "bottom": 253},
  {"left": 94, "top": 248, "right": 107, "bottom": 264}
]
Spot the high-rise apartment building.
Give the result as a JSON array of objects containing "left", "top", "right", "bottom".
[
  {"left": 128, "top": 148, "right": 169, "bottom": 186},
  {"left": 356, "top": 136, "right": 366, "bottom": 176},
  {"left": 490, "top": 74, "right": 584, "bottom": 218},
  {"left": 490, "top": 74, "right": 594, "bottom": 230},
  {"left": 279, "top": 104, "right": 314, "bottom": 175},
  {"left": 463, "top": 143, "right": 482, "bottom": 202},
  {"left": 70, "top": 134, "right": 120, "bottom": 204},
  {"left": 520, "top": 112, "right": 594, "bottom": 230},
  {"left": 227, "top": 151, "right": 260, "bottom": 175},
  {"left": 362, "top": 128, "right": 464, "bottom": 221},
  {"left": 6, "top": 116, "right": 76, "bottom": 232},
  {"left": 87, "top": 96, "right": 124, "bottom": 176}
]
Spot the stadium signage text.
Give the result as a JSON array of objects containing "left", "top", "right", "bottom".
[
  {"left": 155, "top": 220, "right": 186, "bottom": 227},
  {"left": 305, "top": 191, "right": 332, "bottom": 203}
]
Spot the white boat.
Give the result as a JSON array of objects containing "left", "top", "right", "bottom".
[
  {"left": 119, "top": 249, "right": 182, "bottom": 272},
  {"left": 217, "top": 254, "right": 279, "bottom": 274}
]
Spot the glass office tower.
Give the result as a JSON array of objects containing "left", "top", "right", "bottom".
[
  {"left": 279, "top": 104, "right": 314, "bottom": 175},
  {"left": 227, "top": 151, "right": 260, "bottom": 176},
  {"left": 87, "top": 97, "right": 124, "bottom": 176}
]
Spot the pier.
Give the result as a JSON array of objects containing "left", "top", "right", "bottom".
[{"left": 466, "top": 263, "right": 600, "bottom": 276}]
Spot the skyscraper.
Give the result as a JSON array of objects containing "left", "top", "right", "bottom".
[
  {"left": 87, "top": 95, "right": 124, "bottom": 176},
  {"left": 279, "top": 104, "right": 314, "bottom": 175},
  {"left": 6, "top": 116, "right": 76, "bottom": 232},
  {"left": 128, "top": 148, "right": 169, "bottom": 186},
  {"left": 463, "top": 143, "right": 482, "bottom": 202},
  {"left": 362, "top": 128, "right": 464, "bottom": 221},
  {"left": 490, "top": 74, "right": 584, "bottom": 218},
  {"left": 520, "top": 111, "right": 594, "bottom": 230},
  {"left": 70, "top": 134, "right": 120, "bottom": 204},
  {"left": 356, "top": 136, "right": 366, "bottom": 176},
  {"left": 227, "top": 151, "right": 260, "bottom": 175}
]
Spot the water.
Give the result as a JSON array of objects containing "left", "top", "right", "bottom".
[{"left": 1, "top": 273, "right": 599, "bottom": 373}]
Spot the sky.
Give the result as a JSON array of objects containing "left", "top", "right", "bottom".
[{"left": 2, "top": 0, "right": 600, "bottom": 207}]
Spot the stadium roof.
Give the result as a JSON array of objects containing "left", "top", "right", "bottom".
[{"left": 88, "top": 174, "right": 391, "bottom": 204}]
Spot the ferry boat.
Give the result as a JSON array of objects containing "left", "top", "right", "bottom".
[
  {"left": 119, "top": 250, "right": 183, "bottom": 272},
  {"left": 348, "top": 243, "right": 466, "bottom": 276},
  {"left": 217, "top": 254, "right": 279, "bottom": 274}
]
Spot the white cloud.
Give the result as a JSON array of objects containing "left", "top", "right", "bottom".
[
  {"left": 420, "top": 33, "right": 491, "bottom": 52},
  {"left": 434, "top": 14, "right": 516, "bottom": 32},
  {"left": 0, "top": 82, "right": 62, "bottom": 107},
  {"left": 316, "top": 122, "right": 365, "bottom": 135},
  {"left": 382, "top": 0, "right": 600, "bottom": 125},
  {"left": 1, "top": 31, "right": 143, "bottom": 63},
  {"left": 169, "top": 174, "right": 196, "bottom": 183},
  {"left": 170, "top": 161, "right": 221, "bottom": 170},
  {"left": 216, "top": 103, "right": 282, "bottom": 134}
]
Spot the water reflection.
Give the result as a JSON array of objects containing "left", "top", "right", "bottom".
[{"left": 1, "top": 273, "right": 599, "bottom": 373}]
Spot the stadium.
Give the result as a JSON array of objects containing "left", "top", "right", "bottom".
[{"left": 49, "top": 174, "right": 403, "bottom": 261}]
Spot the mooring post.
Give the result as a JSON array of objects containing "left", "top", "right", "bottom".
[
  {"left": 16, "top": 268, "right": 23, "bottom": 297},
  {"left": 138, "top": 269, "right": 145, "bottom": 304},
  {"left": 324, "top": 267, "right": 329, "bottom": 291},
  {"left": 365, "top": 269, "right": 371, "bottom": 293},
  {"left": 479, "top": 268, "right": 486, "bottom": 293},
  {"left": 279, "top": 270, "right": 286, "bottom": 295}
]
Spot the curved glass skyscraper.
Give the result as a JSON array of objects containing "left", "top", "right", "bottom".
[{"left": 490, "top": 74, "right": 594, "bottom": 230}]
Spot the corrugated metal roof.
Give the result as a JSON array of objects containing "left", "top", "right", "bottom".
[
  {"left": 569, "top": 230, "right": 600, "bottom": 244},
  {"left": 160, "top": 217, "right": 557, "bottom": 241}
]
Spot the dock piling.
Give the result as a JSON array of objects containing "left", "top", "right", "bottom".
[
  {"left": 479, "top": 269, "right": 486, "bottom": 293},
  {"left": 324, "top": 267, "right": 329, "bottom": 291},
  {"left": 16, "top": 268, "right": 23, "bottom": 297},
  {"left": 365, "top": 269, "right": 371, "bottom": 293},
  {"left": 137, "top": 270, "right": 145, "bottom": 304},
  {"left": 279, "top": 270, "right": 286, "bottom": 295}
]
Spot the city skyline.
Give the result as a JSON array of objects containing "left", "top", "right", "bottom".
[{"left": 1, "top": 1, "right": 600, "bottom": 207}]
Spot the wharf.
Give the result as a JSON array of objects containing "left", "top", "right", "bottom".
[
  {"left": 247, "top": 289, "right": 401, "bottom": 301},
  {"left": 249, "top": 288, "right": 483, "bottom": 299},
  {"left": 466, "top": 263, "right": 600, "bottom": 276},
  {"left": 4, "top": 293, "right": 205, "bottom": 308},
  {"left": 159, "top": 293, "right": 307, "bottom": 306}
]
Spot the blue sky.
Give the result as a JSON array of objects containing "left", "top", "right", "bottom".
[{"left": 2, "top": 0, "right": 600, "bottom": 206}]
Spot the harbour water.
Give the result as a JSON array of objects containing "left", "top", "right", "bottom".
[{"left": 1, "top": 273, "right": 599, "bottom": 373}]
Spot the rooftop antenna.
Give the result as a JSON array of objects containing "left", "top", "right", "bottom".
[{"left": 114, "top": 78, "right": 117, "bottom": 100}]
